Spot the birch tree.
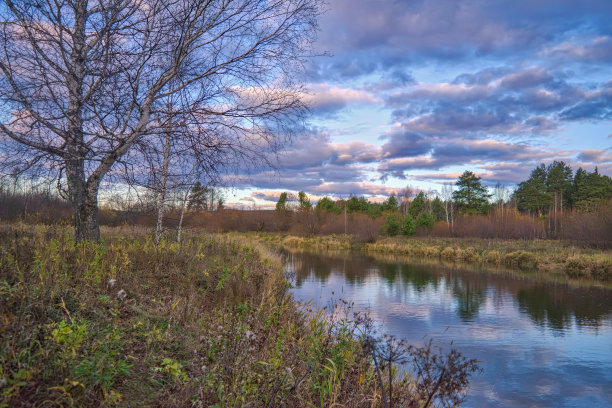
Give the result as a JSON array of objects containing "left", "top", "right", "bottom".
[{"left": 0, "top": 0, "right": 322, "bottom": 241}]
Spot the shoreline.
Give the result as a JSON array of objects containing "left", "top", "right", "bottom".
[{"left": 233, "top": 232, "right": 612, "bottom": 283}]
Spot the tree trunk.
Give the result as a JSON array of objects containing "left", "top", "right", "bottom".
[
  {"left": 177, "top": 186, "right": 191, "bottom": 244},
  {"left": 155, "top": 131, "right": 172, "bottom": 244},
  {"left": 66, "top": 157, "right": 101, "bottom": 242}
]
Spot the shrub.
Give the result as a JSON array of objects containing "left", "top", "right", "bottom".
[
  {"left": 440, "top": 247, "right": 455, "bottom": 260},
  {"left": 401, "top": 214, "right": 417, "bottom": 236},
  {"left": 385, "top": 215, "right": 401, "bottom": 236},
  {"left": 504, "top": 251, "right": 538, "bottom": 271},
  {"left": 486, "top": 250, "right": 502, "bottom": 265},
  {"left": 565, "top": 256, "right": 612, "bottom": 280},
  {"left": 416, "top": 212, "right": 435, "bottom": 231},
  {"left": 456, "top": 247, "right": 477, "bottom": 262}
]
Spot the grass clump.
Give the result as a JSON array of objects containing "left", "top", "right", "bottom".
[
  {"left": 281, "top": 234, "right": 352, "bottom": 251},
  {"left": 503, "top": 251, "right": 538, "bottom": 271},
  {"left": 565, "top": 256, "right": 611, "bottom": 280},
  {"left": 0, "top": 225, "right": 478, "bottom": 407}
]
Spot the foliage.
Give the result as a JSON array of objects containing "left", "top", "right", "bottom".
[
  {"left": 515, "top": 163, "right": 612, "bottom": 215},
  {"left": 401, "top": 214, "right": 417, "bottom": 236},
  {"left": 382, "top": 195, "right": 399, "bottom": 212},
  {"left": 315, "top": 197, "right": 341, "bottom": 214},
  {"left": 385, "top": 215, "right": 401, "bottom": 236},
  {"left": 431, "top": 197, "right": 446, "bottom": 222},
  {"left": 297, "top": 191, "right": 312, "bottom": 212},
  {"left": 276, "top": 192, "right": 289, "bottom": 213},
  {"left": 408, "top": 192, "right": 426, "bottom": 217},
  {"left": 453, "top": 171, "right": 491, "bottom": 215},
  {"left": 417, "top": 212, "right": 436, "bottom": 231},
  {"left": 0, "top": 225, "right": 481, "bottom": 406}
]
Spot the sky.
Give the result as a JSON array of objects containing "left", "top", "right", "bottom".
[{"left": 228, "top": 0, "right": 612, "bottom": 209}]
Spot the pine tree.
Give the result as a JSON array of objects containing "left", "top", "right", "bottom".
[
  {"left": 452, "top": 171, "right": 491, "bottom": 215},
  {"left": 188, "top": 182, "right": 208, "bottom": 210},
  {"left": 297, "top": 191, "right": 312, "bottom": 212},
  {"left": 545, "top": 161, "right": 573, "bottom": 213},
  {"left": 515, "top": 167, "right": 552, "bottom": 215},
  {"left": 382, "top": 195, "right": 399, "bottom": 212},
  {"left": 315, "top": 197, "right": 340, "bottom": 214},
  {"left": 431, "top": 197, "right": 446, "bottom": 221},
  {"left": 275, "top": 192, "right": 289, "bottom": 212},
  {"left": 401, "top": 214, "right": 417, "bottom": 236},
  {"left": 385, "top": 214, "right": 401, "bottom": 236},
  {"left": 408, "top": 192, "right": 426, "bottom": 217}
]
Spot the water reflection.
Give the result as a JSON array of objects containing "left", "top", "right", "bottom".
[
  {"left": 289, "top": 250, "right": 612, "bottom": 331},
  {"left": 286, "top": 250, "right": 612, "bottom": 407}
]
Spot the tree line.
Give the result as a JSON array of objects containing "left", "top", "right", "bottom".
[{"left": 271, "top": 162, "right": 611, "bottom": 240}]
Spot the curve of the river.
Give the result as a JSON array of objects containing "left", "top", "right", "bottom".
[{"left": 285, "top": 250, "right": 612, "bottom": 408}]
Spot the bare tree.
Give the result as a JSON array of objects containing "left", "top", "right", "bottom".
[
  {"left": 0, "top": 0, "right": 322, "bottom": 241},
  {"left": 493, "top": 183, "right": 510, "bottom": 212},
  {"left": 397, "top": 185, "right": 414, "bottom": 215},
  {"left": 441, "top": 182, "right": 454, "bottom": 234}
]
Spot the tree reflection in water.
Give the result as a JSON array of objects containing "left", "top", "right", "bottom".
[{"left": 286, "top": 250, "right": 612, "bottom": 331}]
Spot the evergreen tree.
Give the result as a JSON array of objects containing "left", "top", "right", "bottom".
[
  {"left": 431, "top": 197, "right": 446, "bottom": 221},
  {"left": 401, "top": 214, "right": 417, "bottom": 236},
  {"left": 408, "top": 192, "right": 426, "bottom": 217},
  {"left": 515, "top": 167, "right": 552, "bottom": 215},
  {"left": 275, "top": 192, "right": 289, "bottom": 212},
  {"left": 452, "top": 171, "right": 491, "bottom": 214},
  {"left": 315, "top": 197, "right": 340, "bottom": 214},
  {"left": 385, "top": 214, "right": 401, "bottom": 236},
  {"left": 297, "top": 191, "right": 312, "bottom": 212},
  {"left": 546, "top": 161, "right": 573, "bottom": 212},
  {"left": 188, "top": 182, "right": 208, "bottom": 210},
  {"left": 573, "top": 167, "right": 612, "bottom": 211},
  {"left": 417, "top": 212, "right": 435, "bottom": 230},
  {"left": 346, "top": 196, "right": 361, "bottom": 213},
  {"left": 382, "top": 195, "right": 399, "bottom": 212},
  {"left": 572, "top": 168, "right": 589, "bottom": 206}
]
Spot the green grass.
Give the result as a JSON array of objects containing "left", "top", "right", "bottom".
[{"left": 3, "top": 225, "right": 480, "bottom": 407}]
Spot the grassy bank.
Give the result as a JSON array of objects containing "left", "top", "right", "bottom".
[
  {"left": 234, "top": 232, "right": 611, "bottom": 282},
  {"left": 364, "top": 237, "right": 611, "bottom": 281},
  {"left": 0, "top": 225, "right": 478, "bottom": 407}
]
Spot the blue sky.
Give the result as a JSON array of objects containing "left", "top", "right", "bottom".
[{"left": 229, "top": 0, "right": 612, "bottom": 208}]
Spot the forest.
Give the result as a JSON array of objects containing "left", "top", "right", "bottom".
[{"left": 2, "top": 161, "right": 611, "bottom": 246}]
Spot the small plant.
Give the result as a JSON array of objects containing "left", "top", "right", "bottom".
[
  {"left": 51, "top": 319, "right": 89, "bottom": 358},
  {"left": 440, "top": 246, "right": 455, "bottom": 259},
  {"left": 154, "top": 358, "right": 188, "bottom": 383},
  {"left": 504, "top": 251, "right": 538, "bottom": 270}
]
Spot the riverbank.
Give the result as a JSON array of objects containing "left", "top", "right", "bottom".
[
  {"left": 234, "top": 232, "right": 612, "bottom": 282},
  {"left": 1, "top": 224, "right": 479, "bottom": 407}
]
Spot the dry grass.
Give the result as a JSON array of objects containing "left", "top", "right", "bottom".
[
  {"left": 363, "top": 237, "right": 611, "bottom": 279},
  {"left": 0, "top": 225, "right": 480, "bottom": 407}
]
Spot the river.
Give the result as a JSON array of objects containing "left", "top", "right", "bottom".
[{"left": 285, "top": 250, "right": 612, "bottom": 407}]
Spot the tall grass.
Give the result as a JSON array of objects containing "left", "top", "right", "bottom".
[{"left": 0, "top": 225, "right": 478, "bottom": 407}]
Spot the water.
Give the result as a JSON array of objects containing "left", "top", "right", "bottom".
[{"left": 285, "top": 250, "right": 612, "bottom": 408}]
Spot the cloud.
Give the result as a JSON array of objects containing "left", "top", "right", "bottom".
[
  {"left": 376, "top": 136, "right": 564, "bottom": 180},
  {"left": 381, "top": 66, "right": 612, "bottom": 148},
  {"left": 303, "top": 83, "right": 380, "bottom": 116},
  {"left": 311, "top": 182, "right": 401, "bottom": 196},
  {"left": 577, "top": 149, "right": 612, "bottom": 163},
  {"left": 310, "top": 0, "right": 612, "bottom": 81},
  {"left": 542, "top": 36, "right": 612, "bottom": 63},
  {"left": 558, "top": 82, "right": 612, "bottom": 120}
]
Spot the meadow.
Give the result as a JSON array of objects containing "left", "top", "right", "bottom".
[{"left": 0, "top": 224, "right": 478, "bottom": 407}]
